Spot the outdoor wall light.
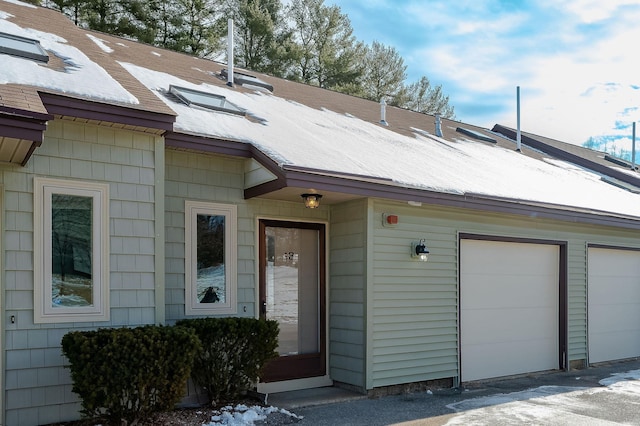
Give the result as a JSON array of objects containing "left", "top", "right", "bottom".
[
  {"left": 411, "top": 239, "right": 430, "bottom": 261},
  {"left": 301, "top": 193, "right": 322, "bottom": 209}
]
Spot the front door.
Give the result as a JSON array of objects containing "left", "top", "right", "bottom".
[{"left": 259, "top": 220, "right": 326, "bottom": 382}]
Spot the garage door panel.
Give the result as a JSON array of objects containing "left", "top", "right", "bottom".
[
  {"left": 589, "top": 278, "right": 640, "bottom": 301},
  {"left": 461, "top": 239, "right": 559, "bottom": 382},
  {"left": 590, "top": 305, "right": 640, "bottom": 333},
  {"left": 462, "top": 241, "right": 557, "bottom": 275},
  {"left": 462, "top": 338, "right": 558, "bottom": 382},
  {"left": 463, "top": 308, "right": 557, "bottom": 344},
  {"left": 589, "top": 331, "right": 640, "bottom": 363},
  {"left": 588, "top": 248, "right": 640, "bottom": 364},
  {"left": 461, "top": 274, "right": 557, "bottom": 309},
  {"left": 589, "top": 250, "right": 640, "bottom": 273},
  {"left": 587, "top": 247, "right": 640, "bottom": 363}
]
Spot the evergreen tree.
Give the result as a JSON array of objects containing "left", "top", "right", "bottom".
[
  {"left": 227, "top": 0, "right": 297, "bottom": 76},
  {"left": 173, "top": 0, "right": 224, "bottom": 57},
  {"left": 395, "top": 76, "right": 456, "bottom": 119},
  {"left": 287, "top": 0, "right": 364, "bottom": 90},
  {"left": 360, "top": 41, "right": 406, "bottom": 102}
]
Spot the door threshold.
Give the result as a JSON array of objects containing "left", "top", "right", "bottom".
[{"left": 257, "top": 375, "right": 332, "bottom": 394}]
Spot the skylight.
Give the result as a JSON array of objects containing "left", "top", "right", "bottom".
[
  {"left": 0, "top": 31, "right": 48, "bottom": 63},
  {"left": 169, "top": 85, "right": 245, "bottom": 116},
  {"left": 220, "top": 69, "right": 273, "bottom": 92},
  {"left": 456, "top": 127, "right": 496, "bottom": 143}
]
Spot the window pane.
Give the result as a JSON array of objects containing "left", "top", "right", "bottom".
[
  {"left": 196, "top": 214, "right": 225, "bottom": 303},
  {"left": 51, "top": 194, "right": 93, "bottom": 307},
  {"left": 265, "top": 226, "right": 319, "bottom": 356}
]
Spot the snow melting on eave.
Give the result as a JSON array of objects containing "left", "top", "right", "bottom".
[
  {"left": 0, "top": 13, "right": 137, "bottom": 104},
  {"left": 120, "top": 62, "right": 640, "bottom": 219},
  {"left": 86, "top": 33, "right": 113, "bottom": 53},
  {"left": 2, "top": 0, "right": 35, "bottom": 8}
]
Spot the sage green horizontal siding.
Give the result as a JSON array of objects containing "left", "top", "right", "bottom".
[
  {"left": 3, "top": 120, "right": 160, "bottom": 425},
  {"left": 329, "top": 199, "right": 367, "bottom": 390},
  {"left": 369, "top": 200, "right": 640, "bottom": 389}
]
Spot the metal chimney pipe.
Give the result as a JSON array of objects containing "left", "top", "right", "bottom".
[
  {"left": 227, "top": 18, "right": 234, "bottom": 87},
  {"left": 633, "top": 121, "right": 637, "bottom": 169},
  {"left": 435, "top": 114, "right": 442, "bottom": 137},
  {"left": 516, "top": 86, "right": 521, "bottom": 152},
  {"left": 380, "top": 98, "right": 388, "bottom": 126}
]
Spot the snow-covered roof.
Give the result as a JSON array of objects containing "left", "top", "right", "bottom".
[{"left": 1, "top": 0, "right": 639, "bottom": 224}]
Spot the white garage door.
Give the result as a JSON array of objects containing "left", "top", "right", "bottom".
[
  {"left": 460, "top": 239, "right": 559, "bottom": 382},
  {"left": 588, "top": 247, "right": 640, "bottom": 364}
]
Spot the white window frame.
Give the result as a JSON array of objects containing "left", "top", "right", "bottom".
[
  {"left": 185, "top": 201, "right": 237, "bottom": 315},
  {"left": 33, "top": 177, "right": 110, "bottom": 323}
]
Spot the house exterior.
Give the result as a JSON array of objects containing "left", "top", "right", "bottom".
[{"left": 0, "top": 1, "right": 639, "bottom": 424}]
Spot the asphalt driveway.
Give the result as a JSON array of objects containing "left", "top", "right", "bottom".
[{"left": 291, "top": 359, "right": 640, "bottom": 425}]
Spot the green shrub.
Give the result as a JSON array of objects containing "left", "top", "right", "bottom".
[
  {"left": 61, "top": 325, "right": 200, "bottom": 424},
  {"left": 176, "top": 317, "right": 279, "bottom": 403}
]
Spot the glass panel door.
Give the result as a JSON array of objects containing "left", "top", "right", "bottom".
[{"left": 260, "top": 220, "right": 325, "bottom": 382}]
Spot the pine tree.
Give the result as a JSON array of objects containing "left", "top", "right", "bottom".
[
  {"left": 395, "top": 76, "right": 456, "bottom": 119},
  {"left": 360, "top": 41, "right": 406, "bottom": 102},
  {"left": 287, "top": 0, "right": 364, "bottom": 90}
]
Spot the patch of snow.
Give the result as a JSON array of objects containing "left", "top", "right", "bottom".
[
  {"left": 612, "top": 165, "right": 640, "bottom": 177},
  {"left": 203, "top": 404, "right": 302, "bottom": 426},
  {"left": 445, "top": 368, "right": 640, "bottom": 425},
  {"left": 598, "top": 368, "right": 640, "bottom": 387},
  {"left": 86, "top": 33, "right": 113, "bottom": 53},
  {"left": 2, "top": 0, "right": 35, "bottom": 8},
  {"left": 120, "top": 62, "right": 640, "bottom": 219},
  {"left": 0, "top": 15, "right": 138, "bottom": 104}
]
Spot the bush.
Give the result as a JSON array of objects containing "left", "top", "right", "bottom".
[
  {"left": 176, "top": 317, "right": 279, "bottom": 403},
  {"left": 61, "top": 325, "right": 200, "bottom": 424}
]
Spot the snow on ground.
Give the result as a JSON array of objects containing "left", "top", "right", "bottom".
[
  {"left": 202, "top": 404, "right": 302, "bottom": 426},
  {"left": 444, "top": 369, "right": 640, "bottom": 425}
]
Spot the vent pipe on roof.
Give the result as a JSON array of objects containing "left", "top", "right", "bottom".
[
  {"left": 516, "top": 86, "right": 521, "bottom": 152},
  {"left": 227, "top": 19, "right": 234, "bottom": 87},
  {"left": 435, "top": 114, "right": 442, "bottom": 137},
  {"left": 380, "top": 98, "right": 388, "bottom": 126},
  {"left": 633, "top": 121, "right": 637, "bottom": 170}
]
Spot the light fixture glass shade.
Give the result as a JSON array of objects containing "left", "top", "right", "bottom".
[
  {"left": 301, "top": 193, "right": 322, "bottom": 208},
  {"left": 412, "top": 239, "right": 430, "bottom": 262}
]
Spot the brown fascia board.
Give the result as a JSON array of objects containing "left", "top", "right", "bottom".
[
  {"left": 0, "top": 114, "right": 48, "bottom": 142},
  {"left": 39, "top": 92, "right": 175, "bottom": 132},
  {"left": 164, "top": 132, "right": 640, "bottom": 231},
  {"left": 246, "top": 164, "right": 640, "bottom": 230},
  {"left": 165, "top": 131, "right": 253, "bottom": 158},
  {"left": 492, "top": 124, "right": 640, "bottom": 187}
]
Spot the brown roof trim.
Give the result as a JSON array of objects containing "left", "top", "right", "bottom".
[
  {"left": 0, "top": 114, "right": 48, "bottom": 142},
  {"left": 247, "top": 166, "right": 640, "bottom": 230},
  {"left": 492, "top": 124, "right": 640, "bottom": 187},
  {"left": 165, "top": 132, "right": 252, "bottom": 158},
  {"left": 39, "top": 92, "right": 175, "bottom": 132},
  {"left": 166, "top": 133, "right": 640, "bottom": 231},
  {"left": 0, "top": 105, "right": 52, "bottom": 122}
]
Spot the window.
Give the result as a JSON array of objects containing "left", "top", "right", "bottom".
[
  {"left": 169, "top": 85, "right": 245, "bottom": 116},
  {"left": 185, "top": 201, "right": 237, "bottom": 315},
  {"left": 0, "top": 31, "right": 49, "bottom": 63},
  {"left": 34, "top": 178, "right": 109, "bottom": 323}
]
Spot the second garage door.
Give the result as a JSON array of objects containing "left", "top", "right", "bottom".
[
  {"left": 460, "top": 239, "right": 560, "bottom": 382},
  {"left": 588, "top": 247, "right": 640, "bottom": 364}
]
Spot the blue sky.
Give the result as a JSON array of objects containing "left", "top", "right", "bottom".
[{"left": 332, "top": 1, "right": 640, "bottom": 153}]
